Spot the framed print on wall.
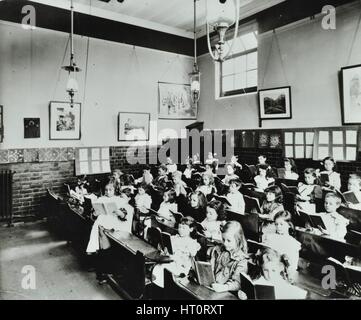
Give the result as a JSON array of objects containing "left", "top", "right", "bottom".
[
  {"left": 258, "top": 86, "right": 292, "bottom": 120},
  {"left": 49, "top": 101, "right": 81, "bottom": 140},
  {"left": 0, "top": 105, "right": 3, "bottom": 142},
  {"left": 158, "top": 81, "right": 197, "bottom": 119},
  {"left": 118, "top": 112, "right": 150, "bottom": 141},
  {"left": 340, "top": 64, "right": 361, "bottom": 125}
]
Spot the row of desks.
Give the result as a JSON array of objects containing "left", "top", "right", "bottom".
[{"left": 59, "top": 198, "right": 360, "bottom": 300}]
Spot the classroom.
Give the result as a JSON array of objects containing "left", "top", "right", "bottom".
[{"left": 1, "top": 0, "right": 361, "bottom": 301}]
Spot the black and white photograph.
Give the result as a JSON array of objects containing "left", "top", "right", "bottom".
[
  {"left": 341, "top": 64, "right": 361, "bottom": 124},
  {"left": 118, "top": 112, "right": 150, "bottom": 141},
  {"left": 258, "top": 86, "right": 292, "bottom": 120},
  {"left": 49, "top": 101, "right": 81, "bottom": 140},
  {"left": 1, "top": 0, "right": 361, "bottom": 309}
]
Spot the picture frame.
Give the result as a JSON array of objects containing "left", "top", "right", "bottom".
[
  {"left": 158, "top": 81, "right": 197, "bottom": 119},
  {"left": 118, "top": 112, "right": 150, "bottom": 142},
  {"left": 24, "top": 118, "right": 40, "bottom": 139},
  {"left": 49, "top": 101, "right": 81, "bottom": 140},
  {"left": 258, "top": 86, "right": 292, "bottom": 120},
  {"left": 0, "top": 105, "right": 3, "bottom": 142},
  {"left": 340, "top": 64, "right": 361, "bottom": 125}
]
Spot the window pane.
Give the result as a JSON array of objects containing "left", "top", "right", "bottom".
[
  {"left": 222, "top": 59, "right": 236, "bottom": 76},
  {"left": 246, "top": 69, "right": 258, "bottom": 88},
  {"left": 225, "top": 38, "right": 245, "bottom": 56},
  {"left": 247, "top": 51, "right": 257, "bottom": 70},
  {"left": 234, "top": 73, "right": 247, "bottom": 90},
  {"left": 240, "top": 32, "right": 258, "bottom": 50},
  {"left": 222, "top": 75, "right": 235, "bottom": 92},
  {"left": 234, "top": 55, "right": 247, "bottom": 72}
]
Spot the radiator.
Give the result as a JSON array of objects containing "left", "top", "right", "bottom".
[{"left": 0, "top": 170, "right": 15, "bottom": 226}]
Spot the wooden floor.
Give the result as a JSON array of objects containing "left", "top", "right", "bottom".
[{"left": 0, "top": 220, "right": 121, "bottom": 300}]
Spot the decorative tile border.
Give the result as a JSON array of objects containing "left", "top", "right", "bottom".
[{"left": 0, "top": 147, "right": 77, "bottom": 164}]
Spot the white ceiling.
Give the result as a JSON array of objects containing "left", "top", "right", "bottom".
[{"left": 31, "top": 0, "right": 286, "bottom": 38}]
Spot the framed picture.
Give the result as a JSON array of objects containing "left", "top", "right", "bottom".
[
  {"left": 24, "top": 118, "right": 40, "bottom": 138},
  {"left": 158, "top": 82, "right": 197, "bottom": 119},
  {"left": 118, "top": 112, "right": 150, "bottom": 141},
  {"left": 340, "top": 64, "right": 361, "bottom": 125},
  {"left": 258, "top": 86, "right": 292, "bottom": 120},
  {"left": 49, "top": 101, "right": 81, "bottom": 140},
  {"left": 0, "top": 105, "right": 3, "bottom": 142}
]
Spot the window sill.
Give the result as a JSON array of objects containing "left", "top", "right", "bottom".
[{"left": 215, "top": 91, "right": 258, "bottom": 101}]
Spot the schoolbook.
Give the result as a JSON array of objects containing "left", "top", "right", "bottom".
[
  {"left": 240, "top": 272, "right": 275, "bottom": 300},
  {"left": 298, "top": 210, "right": 327, "bottom": 230},
  {"left": 277, "top": 168, "right": 286, "bottom": 179},
  {"left": 280, "top": 183, "right": 299, "bottom": 195},
  {"left": 194, "top": 261, "right": 215, "bottom": 288},
  {"left": 161, "top": 231, "right": 173, "bottom": 255},
  {"left": 213, "top": 194, "right": 232, "bottom": 207},
  {"left": 343, "top": 191, "right": 360, "bottom": 205},
  {"left": 92, "top": 200, "right": 118, "bottom": 216}
]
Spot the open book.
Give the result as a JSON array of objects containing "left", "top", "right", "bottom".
[
  {"left": 240, "top": 272, "right": 275, "bottom": 300},
  {"left": 320, "top": 173, "right": 330, "bottom": 185},
  {"left": 327, "top": 257, "right": 361, "bottom": 286},
  {"left": 343, "top": 191, "right": 360, "bottom": 205},
  {"left": 92, "top": 200, "right": 118, "bottom": 216},
  {"left": 160, "top": 231, "right": 173, "bottom": 255},
  {"left": 194, "top": 261, "right": 215, "bottom": 288},
  {"left": 298, "top": 210, "right": 327, "bottom": 230},
  {"left": 280, "top": 183, "right": 299, "bottom": 195}
]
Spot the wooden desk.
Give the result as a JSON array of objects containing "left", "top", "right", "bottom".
[
  {"left": 105, "top": 230, "right": 158, "bottom": 256},
  {"left": 163, "top": 269, "right": 238, "bottom": 300},
  {"left": 103, "top": 230, "right": 160, "bottom": 299},
  {"left": 63, "top": 203, "right": 93, "bottom": 254},
  {"left": 295, "top": 227, "right": 361, "bottom": 261}
]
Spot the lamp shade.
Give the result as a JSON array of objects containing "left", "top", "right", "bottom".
[
  {"left": 206, "top": 0, "right": 237, "bottom": 28},
  {"left": 66, "top": 76, "right": 79, "bottom": 93}
]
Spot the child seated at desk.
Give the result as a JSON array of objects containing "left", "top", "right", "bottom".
[
  {"left": 262, "top": 211, "right": 301, "bottom": 280},
  {"left": 283, "top": 158, "right": 299, "bottom": 180},
  {"left": 166, "top": 157, "right": 178, "bottom": 174},
  {"left": 185, "top": 191, "right": 207, "bottom": 223},
  {"left": 157, "top": 189, "right": 177, "bottom": 228},
  {"left": 259, "top": 186, "right": 284, "bottom": 220},
  {"left": 183, "top": 160, "right": 195, "bottom": 179},
  {"left": 196, "top": 172, "right": 217, "bottom": 200},
  {"left": 222, "top": 163, "right": 240, "bottom": 186},
  {"left": 135, "top": 183, "right": 152, "bottom": 215},
  {"left": 239, "top": 248, "right": 307, "bottom": 300},
  {"left": 257, "top": 154, "right": 276, "bottom": 178},
  {"left": 259, "top": 186, "right": 284, "bottom": 235},
  {"left": 317, "top": 157, "right": 341, "bottom": 190},
  {"left": 86, "top": 184, "right": 134, "bottom": 254},
  {"left": 135, "top": 165, "right": 153, "bottom": 185},
  {"left": 152, "top": 216, "right": 201, "bottom": 288},
  {"left": 345, "top": 174, "right": 361, "bottom": 210},
  {"left": 172, "top": 171, "right": 188, "bottom": 197},
  {"left": 110, "top": 169, "right": 123, "bottom": 195},
  {"left": 254, "top": 164, "right": 275, "bottom": 192},
  {"left": 205, "top": 161, "right": 218, "bottom": 177},
  {"left": 296, "top": 168, "right": 319, "bottom": 213},
  {"left": 201, "top": 200, "right": 226, "bottom": 241},
  {"left": 226, "top": 179, "right": 245, "bottom": 214},
  {"left": 152, "top": 164, "right": 169, "bottom": 191},
  {"left": 316, "top": 192, "right": 350, "bottom": 240},
  {"left": 208, "top": 221, "right": 248, "bottom": 293}
]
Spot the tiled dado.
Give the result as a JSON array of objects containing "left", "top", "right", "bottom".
[{"left": 0, "top": 147, "right": 76, "bottom": 164}]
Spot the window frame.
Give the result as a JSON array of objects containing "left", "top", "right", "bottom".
[{"left": 217, "top": 28, "right": 258, "bottom": 98}]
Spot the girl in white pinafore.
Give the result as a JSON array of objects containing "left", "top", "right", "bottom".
[{"left": 86, "top": 184, "right": 134, "bottom": 253}]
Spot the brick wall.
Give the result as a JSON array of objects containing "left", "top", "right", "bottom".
[{"left": 0, "top": 145, "right": 160, "bottom": 221}]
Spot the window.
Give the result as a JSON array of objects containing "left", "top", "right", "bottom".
[{"left": 218, "top": 29, "right": 258, "bottom": 98}]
